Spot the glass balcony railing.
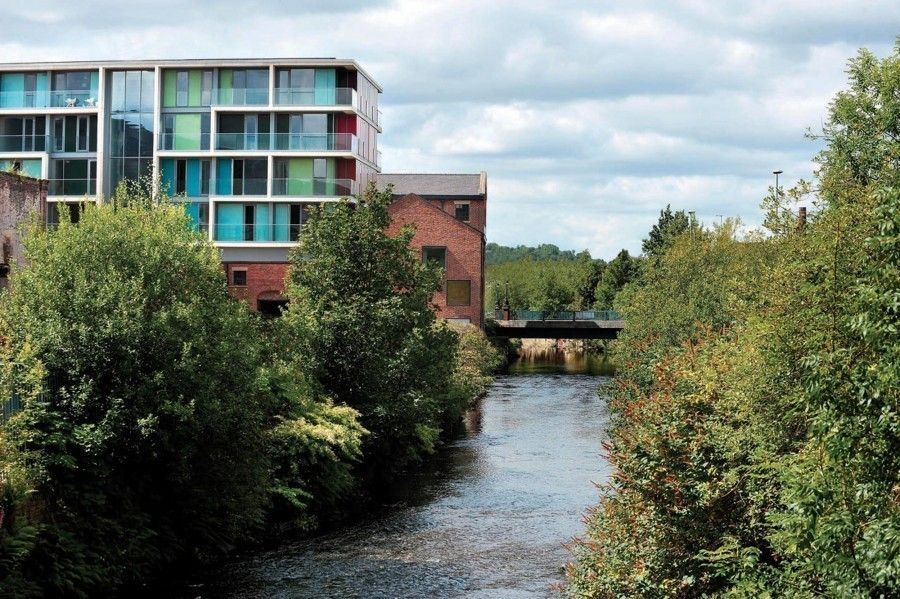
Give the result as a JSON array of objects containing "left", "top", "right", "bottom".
[
  {"left": 272, "top": 178, "right": 357, "bottom": 197},
  {"left": 48, "top": 179, "right": 97, "bottom": 196},
  {"left": 213, "top": 88, "right": 269, "bottom": 106},
  {"left": 212, "top": 178, "right": 269, "bottom": 196},
  {"left": 214, "top": 223, "right": 303, "bottom": 243},
  {"left": 48, "top": 90, "right": 99, "bottom": 108},
  {"left": 0, "top": 134, "right": 47, "bottom": 152},
  {"left": 273, "top": 87, "right": 355, "bottom": 106},
  {"left": 215, "top": 132, "right": 357, "bottom": 152},
  {"left": 158, "top": 132, "right": 211, "bottom": 151},
  {"left": 0, "top": 90, "right": 99, "bottom": 109}
]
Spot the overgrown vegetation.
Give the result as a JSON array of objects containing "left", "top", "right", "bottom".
[
  {"left": 567, "top": 43, "right": 900, "bottom": 598},
  {"left": 0, "top": 181, "right": 500, "bottom": 596}
]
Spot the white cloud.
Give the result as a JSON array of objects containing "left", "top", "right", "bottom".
[{"left": 2, "top": 0, "right": 897, "bottom": 258}]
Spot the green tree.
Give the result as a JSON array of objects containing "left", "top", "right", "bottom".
[
  {"left": 281, "top": 184, "right": 459, "bottom": 477},
  {"left": 0, "top": 182, "right": 272, "bottom": 595},
  {"left": 642, "top": 204, "right": 692, "bottom": 263},
  {"left": 594, "top": 249, "right": 640, "bottom": 309}
]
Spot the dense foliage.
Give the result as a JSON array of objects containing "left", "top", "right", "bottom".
[
  {"left": 281, "top": 184, "right": 498, "bottom": 478},
  {"left": 0, "top": 181, "right": 500, "bottom": 595},
  {"left": 486, "top": 242, "right": 588, "bottom": 265},
  {"left": 567, "top": 43, "right": 900, "bottom": 597},
  {"left": 0, "top": 183, "right": 273, "bottom": 596}
]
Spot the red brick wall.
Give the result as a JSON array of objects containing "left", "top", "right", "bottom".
[
  {"left": 224, "top": 262, "right": 289, "bottom": 309},
  {"left": 422, "top": 198, "right": 486, "bottom": 233},
  {"left": 387, "top": 195, "right": 485, "bottom": 328},
  {"left": 229, "top": 195, "right": 487, "bottom": 329}
]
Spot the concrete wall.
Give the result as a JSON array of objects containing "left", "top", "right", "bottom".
[{"left": 0, "top": 171, "right": 46, "bottom": 288}]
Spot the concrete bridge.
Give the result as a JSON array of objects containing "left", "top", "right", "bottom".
[{"left": 489, "top": 310, "right": 625, "bottom": 340}]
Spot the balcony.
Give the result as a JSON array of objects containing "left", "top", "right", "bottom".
[
  {"left": 48, "top": 178, "right": 96, "bottom": 196},
  {"left": 158, "top": 132, "right": 211, "bottom": 151},
  {"left": 0, "top": 90, "right": 99, "bottom": 109},
  {"left": 213, "top": 88, "right": 269, "bottom": 106},
  {"left": 0, "top": 134, "right": 47, "bottom": 152},
  {"left": 215, "top": 132, "right": 358, "bottom": 152},
  {"left": 213, "top": 178, "right": 268, "bottom": 196},
  {"left": 273, "top": 86, "right": 355, "bottom": 107},
  {"left": 214, "top": 223, "right": 302, "bottom": 243},
  {"left": 272, "top": 178, "right": 357, "bottom": 197}
]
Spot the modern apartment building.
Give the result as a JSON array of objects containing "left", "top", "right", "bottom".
[{"left": 0, "top": 58, "right": 381, "bottom": 264}]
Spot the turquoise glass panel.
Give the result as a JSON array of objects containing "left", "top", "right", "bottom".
[
  {"left": 0, "top": 74, "right": 24, "bottom": 108},
  {"left": 186, "top": 160, "right": 200, "bottom": 197},
  {"left": 160, "top": 159, "right": 176, "bottom": 196},
  {"left": 20, "top": 159, "right": 41, "bottom": 178},
  {"left": 274, "top": 204, "right": 290, "bottom": 241},
  {"left": 314, "top": 69, "right": 335, "bottom": 105},
  {"left": 36, "top": 73, "right": 48, "bottom": 105},
  {"left": 186, "top": 202, "right": 201, "bottom": 229},
  {"left": 216, "top": 203, "right": 243, "bottom": 241},
  {"left": 216, "top": 159, "right": 232, "bottom": 195},
  {"left": 255, "top": 203, "right": 271, "bottom": 241}
]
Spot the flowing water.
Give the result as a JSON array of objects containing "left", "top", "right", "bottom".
[{"left": 179, "top": 351, "right": 612, "bottom": 598}]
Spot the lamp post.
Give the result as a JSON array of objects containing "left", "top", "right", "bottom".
[
  {"left": 688, "top": 210, "right": 696, "bottom": 239},
  {"left": 773, "top": 170, "right": 783, "bottom": 203}
]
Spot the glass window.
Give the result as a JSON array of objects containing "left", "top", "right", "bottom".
[
  {"left": 200, "top": 160, "right": 210, "bottom": 195},
  {"left": 422, "top": 246, "right": 447, "bottom": 269},
  {"left": 176, "top": 71, "right": 188, "bottom": 106},
  {"left": 53, "top": 117, "right": 64, "bottom": 152},
  {"left": 303, "top": 114, "right": 327, "bottom": 134},
  {"left": 201, "top": 70, "right": 213, "bottom": 106},
  {"left": 110, "top": 71, "right": 125, "bottom": 111},
  {"left": 76, "top": 116, "right": 88, "bottom": 151},
  {"left": 232, "top": 269, "right": 247, "bottom": 286},
  {"left": 125, "top": 71, "right": 141, "bottom": 112},
  {"left": 292, "top": 69, "right": 314, "bottom": 89},
  {"left": 313, "top": 158, "right": 326, "bottom": 179},
  {"left": 446, "top": 280, "right": 471, "bottom": 306},
  {"left": 455, "top": 202, "right": 470, "bottom": 222},
  {"left": 175, "top": 160, "right": 186, "bottom": 194}
]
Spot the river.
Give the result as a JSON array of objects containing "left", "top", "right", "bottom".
[{"left": 177, "top": 351, "right": 613, "bottom": 598}]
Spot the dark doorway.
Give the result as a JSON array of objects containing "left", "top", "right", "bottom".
[{"left": 257, "top": 298, "right": 289, "bottom": 317}]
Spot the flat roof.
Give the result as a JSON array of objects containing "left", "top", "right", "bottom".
[
  {"left": 376, "top": 173, "right": 487, "bottom": 197},
  {"left": 0, "top": 58, "right": 382, "bottom": 91}
]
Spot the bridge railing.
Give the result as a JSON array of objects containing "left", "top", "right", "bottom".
[{"left": 489, "top": 309, "right": 621, "bottom": 321}]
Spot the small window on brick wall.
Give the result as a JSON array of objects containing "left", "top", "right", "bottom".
[
  {"left": 454, "top": 202, "right": 470, "bottom": 222},
  {"left": 446, "top": 280, "right": 471, "bottom": 306},
  {"left": 422, "top": 246, "right": 447, "bottom": 269},
  {"left": 232, "top": 269, "right": 247, "bottom": 286}
]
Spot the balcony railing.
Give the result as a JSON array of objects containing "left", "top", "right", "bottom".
[
  {"left": 214, "top": 223, "right": 303, "bottom": 243},
  {"left": 47, "top": 178, "right": 97, "bottom": 196},
  {"left": 215, "top": 132, "right": 357, "bottom": 152},
  {"left": 273, "top": 87, "right": 355, "bottom": 106},
  {"left": 272, "top": 178, "right": 357, "bottom": 197},
  {"left": 158, "top": 132, "right": 211, "bottom": 151},
  {"left": 213, "top": 88, "right": 270, "bottom": 106},
  {"left": 0, "top": 134, "right": 47, "bottom": 152},
  {"left": 212, "top": 178, "right": 269, "bottom": 196},
  {"left": 0, "top": 90, "right": 99, "bottom": 109}
]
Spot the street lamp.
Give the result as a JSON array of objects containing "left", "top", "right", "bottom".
[{"left": 773, "top": 170, "right": 783, "bottom": 202}]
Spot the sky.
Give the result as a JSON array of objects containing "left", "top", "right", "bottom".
[{"left": 1, "top": 0, "right": 898, "bottom": 260}]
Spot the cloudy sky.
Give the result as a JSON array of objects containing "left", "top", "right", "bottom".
[{"left": 2, "top": 1, "right": 897, "bottom": 259}]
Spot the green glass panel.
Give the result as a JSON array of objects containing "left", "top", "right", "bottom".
[
  {"left": 188, "top": 71, "right": 202, "bottom": 106},
  {"left": 174, "top": 114, "right": 201, "bottom": 150},
  {"left": 163, "top": 70, "right": 177, "bottom": 107},
  {"left": 90, "top": 71, "right": 99, "bottom": 96},
  {"left": 0, "top": 74, "right": 24, "bottom": 108},
  {"left": 219, "top": 69, "right": 233, "bottom": 104},
  {"left": 216, "top": 203, "right": 242, "bottom": 241},
  {"left": 288, "top": 158, "right": 312, "bottom": 195}
]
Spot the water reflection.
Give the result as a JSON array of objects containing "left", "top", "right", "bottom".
[{"left": 509, "top": 349, "right": 616, "bottom": 376}]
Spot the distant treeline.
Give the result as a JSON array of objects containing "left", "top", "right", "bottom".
[{"left": 486, "top": 242, "right": 591, "bottom": 265}]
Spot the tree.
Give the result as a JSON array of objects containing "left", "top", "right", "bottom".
[
  {"left": 594, "top": 249, "right": 640, "bottom": 310},
  {"left": 641, "top": 204, "right": 692, "bottom": 263},
  {"left": 0, "top": 181, "right": 272, "bottom": 595},
  {"left": 280, "top": 184, "right": 459, "bottom": 477}
]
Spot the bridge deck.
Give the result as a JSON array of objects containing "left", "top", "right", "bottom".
[{"left": 491, "top": 318, "right": 625, "bottom": 339}]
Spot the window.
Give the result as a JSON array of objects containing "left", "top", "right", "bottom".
[
  {"left": 176, "top": 71, "right": 189, "bottom": 106},
  {"left": 455, "top": 202, "right": 470, "bottom": 222},
  {"left": 175, "top": 160, "right": 186, "bottom": 194},
  {"left": 200, "top": 160, "right": 211, "bottom": 196},
  {"left": 244, "top": 205, "right": 255, "bottom": 241},
  {"left": 446, "top": 280, "right": 471, "bottom": 306},
  {"left": 422, "top": 246, "right": 447, "bottom": 269},
  {"left": 232, "top": 269, "right": 247, "bottom": 286},
  {"left": 53, "top": 117, "right": 64, "bottom": 152},
  {"left": 76, "top": 116, "right": 89, "bottom": 151}
]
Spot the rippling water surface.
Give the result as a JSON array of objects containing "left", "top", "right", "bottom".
[{"left": 182, "top": 352, "right": 612, "bottom": 598}]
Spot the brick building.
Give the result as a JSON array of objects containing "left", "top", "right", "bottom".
[
  {"left": 0, "top": 171, "right": 47, "bottom": 289},
  {"left": 378, "top": 173, "right": 487, "bottom": 327}
]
